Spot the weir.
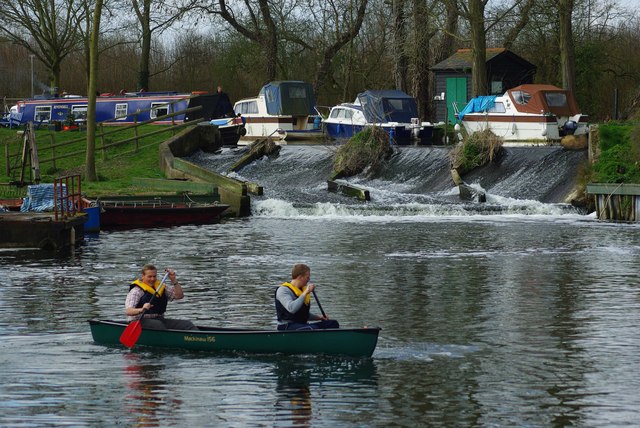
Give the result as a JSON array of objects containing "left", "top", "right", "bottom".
[{"left": 185, "top": 145, "right": 589, "bottom": 217}]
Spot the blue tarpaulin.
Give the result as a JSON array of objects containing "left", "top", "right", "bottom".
[
  {"left": 20, "top": 184, "right": 68, "bottom": 212},
  {"left": 457, "top": 96, "right": 497, "bottom": 120}
]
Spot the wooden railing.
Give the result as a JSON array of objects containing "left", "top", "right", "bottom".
[{"left": 3, "top": 104, "right": 202, "bottom": 182}]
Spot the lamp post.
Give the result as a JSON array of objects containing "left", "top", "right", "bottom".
[{"left": 30, "top": 54, "right": 35, "bottom": 98}]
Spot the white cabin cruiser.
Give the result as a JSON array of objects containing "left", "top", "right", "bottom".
[
  {"left": 455, "top": 84, "right": 588, "bottom": 144},
  {"left": 233, "top": 81, "right": 322, "bottom": 143}
]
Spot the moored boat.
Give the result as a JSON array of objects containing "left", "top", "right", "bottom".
[
  {"left": 323, "top": 90, "right": 434, "bottom": 145},
  {"left": 91, "top": 195, "right": 229, "bottom": 229},
  {"left": 88, "top": 319, "right": 381, "bottom": 357},
  {"left": 454, "top": 84, "right": 589, "bottom": 144},
  {"left": 233, "top": 81, "right": 323, "bottom": 143},
  {"left": 11, "top": 91, "right": 246, "bottom": 145}
]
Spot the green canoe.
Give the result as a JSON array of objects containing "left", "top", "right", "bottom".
[{"left": 88, "top": 319, "right": 381, "bottom": 358}]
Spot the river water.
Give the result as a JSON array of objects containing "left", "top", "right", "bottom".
[{"left": 2, "top": 145, "right": 640, "bottom": 427}]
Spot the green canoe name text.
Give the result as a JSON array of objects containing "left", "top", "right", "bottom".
[{"left": 183, "top": 335, "right": 215, "bottom": 343}]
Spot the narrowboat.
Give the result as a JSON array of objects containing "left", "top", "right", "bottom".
[
  {"left": 323, "top": 90, "right": 434, "bottom": 145},
  {"left": 11, "top": 90, "right": 246, "bottom": 145},
  {"left": 454, "top": 84, "right": 589, "bottom": 144},
  {"left": 88, "top": 319, "right": 381, "bottom": 357},
  {"left": 233, "top": 81, "right": 323, "bottom": 143}
]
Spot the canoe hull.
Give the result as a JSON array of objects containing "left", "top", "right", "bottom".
[{"left": 89, "top": 319, "right": 380, "bottom": 357}]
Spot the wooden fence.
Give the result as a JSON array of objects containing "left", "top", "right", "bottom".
[{"left": 3, "top": 104, "right": 202, "bottom": 182}]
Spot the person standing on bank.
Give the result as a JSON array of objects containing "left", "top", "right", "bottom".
[
  {"left": 275, "top": 264, "right": 339, "bottom": 331},
  {"left": 125, "top": 264, "right": 198, "bottom": 330}
]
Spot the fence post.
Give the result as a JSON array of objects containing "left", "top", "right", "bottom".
[
  {"left": 4, "top": 139, "right": 9, "bottom": 176},
  {"left": 134, "top": 113, "right": 139, "bottom": 152},
  {"left": 100, "top": 123, "right": 107, "bottom": 160},
  {"left": 50, "top": 133, "right": 56, "bottom": 171}
]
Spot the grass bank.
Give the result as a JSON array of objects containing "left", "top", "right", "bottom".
[{"left": 0, "top": 125, "right": 178, "bottom": 197}]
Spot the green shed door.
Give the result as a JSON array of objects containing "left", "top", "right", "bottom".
[{"left": 446, "top": 77, "right": 467, "bottom": 124}]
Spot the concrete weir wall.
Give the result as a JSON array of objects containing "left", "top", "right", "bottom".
[{"left": 158, "top": 125, "right": 251, "bottom": 217}]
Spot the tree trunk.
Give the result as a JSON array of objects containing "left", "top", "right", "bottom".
[
  {"left": 85, "top": 0, "right": 103, "bottom": 182},
  {"left": 469, "top": 0, "right": 487, "bottom": 97},
  {"left": 137, "top": 1, "right": 152, "bottom": 91},
  {"left": 411, "top": 0, "right": 432, "bottom": 119},
  {"left": 558, "top": 0, "right": 576, "bottom": 93},
  {"left": 259, "top": 0, "right": 278, "bottom": 81},
  {"left": 392, "top": 0, "right": 408, "bottom": 91}
]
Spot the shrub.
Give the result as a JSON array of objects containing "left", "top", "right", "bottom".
[
  {"left": 592, "top": 123, "right": 640, "bottom": 183},
  {"left": 331, "top": 127, "right": 393, "bottom": 179},
  {"left": 450, "top": 129, "right": 504, "bottom": 175}
]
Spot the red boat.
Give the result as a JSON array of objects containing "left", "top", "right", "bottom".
[{"left": 93, "top": 196, "right": 229, "bottom": 229}]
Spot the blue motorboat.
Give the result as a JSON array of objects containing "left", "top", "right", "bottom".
[{"left": 323, "top": 90, "right": 433, "bottom": 145}]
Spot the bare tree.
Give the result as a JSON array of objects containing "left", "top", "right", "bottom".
[
  {"left": 203, "top": 0, "right": 281, "bottom": 83},
  {"left": 281, "top": 0, "right": 369, "bottom": 97},
  {"left": 0, "top": 0, "right": 86, "bottom": 90},
  {"left": 558, "top": 0, "right": 576, "bottom": 92},
  {"left": 85, "top": 0, "right": 105, "bottom": 181},
  {"left": 131, "top": 0, "right": 196, "bottom": 91},
  {"left": 391, "top": 0, "right": 408, "bottom": 91}
]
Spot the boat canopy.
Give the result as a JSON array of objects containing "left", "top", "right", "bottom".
[
  {"left": 356, "top": 90, "right": 419, "bottom": 123},
  {"left": 506, "top": 84, "right": 582, "bottom": 117},
  {"left": 457, "top": 96, "right": 497, "bottom": 120},
  {"left": 259, "top": 81, "right": 316, "bottom": 116}
]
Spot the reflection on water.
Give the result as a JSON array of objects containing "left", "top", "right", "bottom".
[
  {"left": 123, "top": 353, "right": 181, "bottom": 427},
  {"left": 272, "top": 356, "right": 378, "bottom": 427}
]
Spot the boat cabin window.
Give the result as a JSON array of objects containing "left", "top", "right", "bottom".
[
  {"left": 71, "top": 105, "right": 87, "bottom": 122},
  {"left": 544, "top": 92, "right": 569, "bottom": 108},
  {"left": 511, "top": 90, "right": 532, "bottom": 105},
  {"left": 115, "top": 103, "right": 128, "bottom": 120},
  {"left": 236, "top": 101, "right": 258, "bottom": 115},
  {"left": 330, "top": 108, "right": 353, "bottom": 119},
  {"left": 34, "top": 106, "right": 52, "bottom": 122},
  {"left": 487, "top": 102, "right": 506, "bottom": 113},
  {"left": 288, "top": 86, "right": 307, "bottom": 99},
  {"left": 150, "top": 102, "right": 169, "bottom": 119}
]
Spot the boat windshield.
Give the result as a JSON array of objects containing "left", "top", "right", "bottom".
[
  {"left": 511, "top": 90, "right": 532, "bottom": 105},
  {"left": 544, "top": 92, "right": 569, "bottom": 108}
]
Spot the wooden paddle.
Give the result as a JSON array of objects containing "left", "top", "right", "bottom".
[
  {"left": 119, "top": 271, "right": 170, "bottom": 348},
  {"left": 311, "top": 289, "right": 327, "bottom": 318}
]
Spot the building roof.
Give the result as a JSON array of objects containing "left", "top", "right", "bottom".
[{"left": 431, "top": 48, "right": 536, "bottom": 71}]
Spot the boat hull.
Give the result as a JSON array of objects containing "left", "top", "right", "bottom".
[
  {"left": 89, "top": 319, "right": 380, "bottom": 357},
  {"left": 94, "top": 197, "right": 229, "bottom": 229},
  {"left": 324, "top": 122, "right": 433, "bottom": 145}
]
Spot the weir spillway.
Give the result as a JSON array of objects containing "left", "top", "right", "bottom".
[{"left": 185, "top": 145, "right": 589, "bottom": 217}]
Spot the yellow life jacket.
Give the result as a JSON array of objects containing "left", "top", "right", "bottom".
[
  {"left": 280, "top": 282, "right": 310, "bottom": 305},
  {"left": 131, "top": 279, "right": 166, "bottom": 297}
]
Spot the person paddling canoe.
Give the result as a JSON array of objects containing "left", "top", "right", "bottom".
[
  {"left": 125, "top": 264, "right": 198, "bottom": 330},
  {"left": 275, "top": 264, "right": 339, "bottom": 331}
]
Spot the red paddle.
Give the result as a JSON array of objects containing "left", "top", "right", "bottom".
[{"left": 119, "top": 271, "right": 170, "bottom": 348}]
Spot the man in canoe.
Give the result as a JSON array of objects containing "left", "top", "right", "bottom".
[
  {"left": 125, "top": 264, "right": 198, "bottom": 330},
  {"left": 275, "top": 264, "right": 339, "bottom": 331}
]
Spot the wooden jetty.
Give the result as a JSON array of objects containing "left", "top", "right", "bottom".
[
  {"left": 587, "top": 183, "right": 640, "bottom": 222},
  {"left": 0, "top": 175, "right": 87, "bottom": 250}
]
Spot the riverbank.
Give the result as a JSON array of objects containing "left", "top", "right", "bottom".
[{"left": 0, "top": 125, "right": 180, "bottom": 197}]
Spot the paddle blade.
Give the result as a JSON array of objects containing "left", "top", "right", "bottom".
[{"left": 119, "top": 320, "right": 142, "bottom": 348}]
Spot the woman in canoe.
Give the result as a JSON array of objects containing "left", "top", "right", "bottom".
[
  {"left": 275, "top": 263, "right": 339, "bottom": 331},
  {"left": 125, "top": 264, "right": 198, "bottom": 330}
]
